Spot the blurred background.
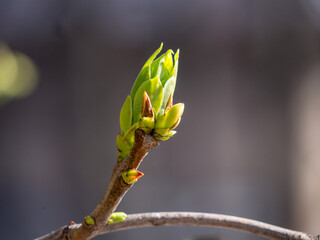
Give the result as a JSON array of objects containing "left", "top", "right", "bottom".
[{"left": 1, "top": 1, "right": 320, "bottom": 239}]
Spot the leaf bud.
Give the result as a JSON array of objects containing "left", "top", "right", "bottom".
[
  {"left": 139, "top": 117, "right": 155, "bottom": 134},
  {"left": 121, "top": 169, "right": 144, "bottom": 184},
  {"left": 107, "top": 212, "right": 127, "bottom": 225},
  {"left": 85, "top": 215, "right": 95, "bottom": 226},
  {"left": 155, "top": 103, "right": 184, "bottom": 131}
]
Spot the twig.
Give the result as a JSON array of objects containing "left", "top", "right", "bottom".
[
  {"left": 70, "top": 129, "right": 158, "bottom": 240},
  {"left": 33, "top": 131, "right": 318, "bottom": 240},
  {"left": 102, "top": 212, "right": 317, "bottom": 240},
  {"left": 35, "top": 212, "right": 317, "bottom": 240}
]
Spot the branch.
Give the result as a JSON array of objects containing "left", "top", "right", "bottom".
[
  {"left": 33, "top": 131, "right": 318, "bottom": 240},
  {"left": 69, "top": 129, "right": 158, "bottom": 240},
  {"left": 35, "top": 212, "right": 318, "bottom": 240}
]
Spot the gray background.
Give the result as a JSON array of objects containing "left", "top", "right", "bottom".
[{"left": 1, "top": 1, "right": 320, "bottom": 239}]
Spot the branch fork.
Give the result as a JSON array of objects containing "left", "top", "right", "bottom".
[
  {"left": 68, "top": 129, "right": 158, "bottom": 240},
  {"left": 34, "top": 129, "right": 318, "bottom": 240}
]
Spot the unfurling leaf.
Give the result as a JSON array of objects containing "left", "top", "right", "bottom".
[
  {"left": 132, "top": 76, "right": 163, "bottom": 123},
  {"left": 155, "top": 103, "right": 184, "bottom": 130},
  {"left": 130, "top": 43, "right": 163, "bottom": 101},
  {"left": 117, "top": 43, "right": 183, "bottom": 158},
  {"left": 119, "top": 96, "right": 132, "bottom": 134}
]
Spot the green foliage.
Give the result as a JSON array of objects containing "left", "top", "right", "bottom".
[
  {"left": 130, "top": 43, "right": 163, "bottom": 101},
  {"left": 116, "top": 43, "right": 183, "bottom": 161}
]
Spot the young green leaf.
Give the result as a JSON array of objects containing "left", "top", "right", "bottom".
[
  {"left": 155, "top": 103, "right": 184, "bottom": 130},
  {"left": 150, "top": 49, "right": 174, "bottom": 82},
  {"left": 162, "top": 49, "right": 179, "bottom": 86},
  {"left": 130, "top": 43, "right": 163, "bottom": 100},
  {"left": 124, "top": 122, "right": 139, "bottom": 146},
  {"left": 132, "top": 76, "right": 163, "bottom": 123},
  {"left": 119, "top": 96, "right": 132, "bottom": 134},
  {"left": 159, "top": 77, "right": 176, "bottom": 116},
  {"left": 116, "top": 133, "right": 132, "bottom": 152}
]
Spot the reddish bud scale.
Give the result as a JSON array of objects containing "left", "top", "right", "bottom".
[{"left": 141, "top": 91, "right": 153, "bottom": 118}]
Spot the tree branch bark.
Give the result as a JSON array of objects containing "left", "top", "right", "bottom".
[
  {"left": 35, "top": 212, "right": 318, "bottom": 240},
  {"left": 33, "top": 131, "right": 318, "bottom": 240},
  {"left": 102, "top": 212, "right": 317, "bottom": 240},
  {"left": 69, "top": 129, "right": 158, "bottom": 240}
]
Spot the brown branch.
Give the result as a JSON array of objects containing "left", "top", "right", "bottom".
[
  {"left": 71, "top": 129, "right": 158, "bottom": 240},
  {"left": 60, "top": 129, "right": 158, "bottom": 240},
  {"left": 35, "top": 212, "right": 318, "bottom": 240},
  {"left": 33, "top": 131, "right": 318, "bottom": 240},
  {"left": 101, "top": 212, "right": 317, "bottom": 240}
]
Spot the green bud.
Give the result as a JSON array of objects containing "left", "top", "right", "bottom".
[
  {"left": 116, "top": 43, "right": 182, "bottom": 153},
  {"left": 154, "top": 130, "right": 176, "bottom": 141},
  {"left": 139, "top": 117, "right": 155, "bottom": 134},
  {"left": 116, "top": 133, "right": 132, "bottom": 162},
  {"left": 153, "top": 128, "right": 171, "bottom": 137},
  {"left": 119, "top": 95, "right": 132, "bottom": 134},
  {"left": 155, "top": 103, "right": 184, "bottom": 130},
  {"left": 116, "top": 122, "right": 139, "bottom": 162},
  {"left": 121, "top": 169, "right": 144, "bottom": 184},
  {"left": 107, "top": 212, "right": 127, "bottom": 225},
  {"left": 85, "top": 215, "right": 95, "bottom": 226},
  {"left": 130, "top": 44, "right": 179, "bottom": 123}
]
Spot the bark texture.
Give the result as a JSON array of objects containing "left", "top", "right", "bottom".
[{"left": 35, "top": 212, "right": 318, "bottom": 240}]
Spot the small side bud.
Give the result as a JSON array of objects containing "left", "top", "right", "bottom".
[
  {"left": 139, "top": 117, "right": 155, "bottom": 134},
  {"left": 85, "top": 215, "right": 95, "bottom": 226},
  {"left": 154, "top": 103, "right": 184, "bottom": 140},
  {"left": 155, "top": 103, "right": 184, "bottom": 130},
  {"left": 154, "top": 128, "right": 171, "bottom": 137},
  {"left": 107, "top": 212, "right": 127, "bottom": 225},
  {"left": 121, "top": 169, "right": 144, "bottom": 184},
  {"left": 116, "top": 133, "right": 132, "bottom": 162},
  {"left": 154, "top": 130, "right": 176, "bottom": 141}
]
